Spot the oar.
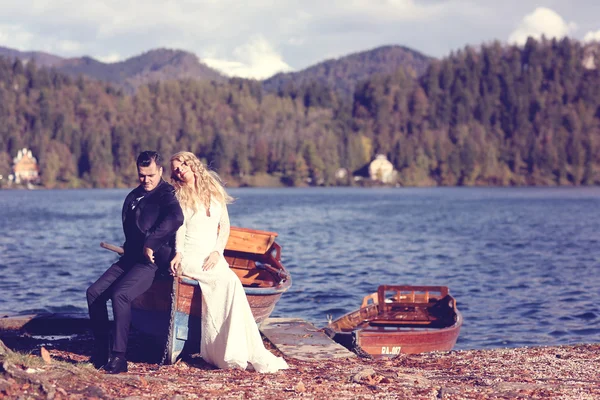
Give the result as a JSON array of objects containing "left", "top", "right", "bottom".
[
  {"left": 99, "top": 242, "right": 189, "bottom": 279},
  {"left": 100, "top": 242, "right": 124, "bottom": 255}
]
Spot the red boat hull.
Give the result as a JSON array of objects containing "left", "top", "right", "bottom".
[{"left": 327, "top": 285, "right": 462, "bottom": 357}]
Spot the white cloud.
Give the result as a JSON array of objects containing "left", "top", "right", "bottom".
[
  {"left": 287, "top": 37, "right": 305, "bottom": 46},
  {"left": 95, "top": 1, "right": 205, "bottom": 39},
  {"left": 2, "top": 1, "right": 600, "bottom": 77},
  {"left": 97, "top": 52, "right": 122, "bottom": 63},
  {"left": 0, "top": 0, "right": 460, "bottom": 69},
  {"left": 0, "top": 0, "right": 494, "bottom": 76},
  {"left": 56, "top": 39, "right": 81, "bottom": 53},
  {"left": 203, "top": 36, "right": 293, "bottom": 79},
  {"left": 583, "top": 30, "right": 600, "bottom": 42},
  {"left": 0, "top": 24, "right": 34, "bottom": 49},
  {"left": 338, "top": 0, "right": 440, "bottom": 21},
  {"left": 508, "top": 7, "right": 577, "bottom": 45}
]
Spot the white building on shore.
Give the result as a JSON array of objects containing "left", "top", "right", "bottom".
[{"left": 11, "top": 148, "right": 39, "bottom": 184}]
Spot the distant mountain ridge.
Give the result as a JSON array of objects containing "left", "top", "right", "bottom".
[
  {"left": 0, "top": 47, "right": 227, "bottom": 92},
  {"left": 262, "top": 45, "right": 433, "bottom": 99},
  {"left": 0, "top": 44, "right": 433, "bottom": 97},
  {"left": 0, "top": 47, "right": 64, "bottom": 67}
]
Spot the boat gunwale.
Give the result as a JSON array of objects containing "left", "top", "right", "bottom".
[
  {"left": 178, "top": 275, "right": 292, "bottom": 295},
  {"left": 359, "top": 309, "right": 463, "bottom": 335}
]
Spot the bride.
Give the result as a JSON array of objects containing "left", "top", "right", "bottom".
[{"left": 169, "top": 151, "right": 288, "bottom": 373}]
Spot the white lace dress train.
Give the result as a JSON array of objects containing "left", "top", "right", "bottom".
[{"left": 176, "top": 200, "right": 288, "bottom": 373}]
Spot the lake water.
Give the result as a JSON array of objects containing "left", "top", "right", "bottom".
[{"left": 0, "top": 187, "right": 599, "bottom": 351}]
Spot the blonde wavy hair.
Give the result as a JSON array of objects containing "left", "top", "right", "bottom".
[{"left": 169, "top": 151, "right": 233, "bottom": 214}]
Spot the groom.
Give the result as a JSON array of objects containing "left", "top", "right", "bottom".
[{"left": 86, "top": 150, "right": 183, "bottom": 373}]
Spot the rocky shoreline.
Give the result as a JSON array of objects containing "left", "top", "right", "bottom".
[{"left": 1, "top": 325, "right": 598, "bottom": 399}]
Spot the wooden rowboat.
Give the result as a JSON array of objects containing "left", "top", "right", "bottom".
[
  {"left": 128, "top": 226, "right": 292, "bottom": 364},
  {"left": 325, "top": 285, "right": 462, "bottom": 357}
]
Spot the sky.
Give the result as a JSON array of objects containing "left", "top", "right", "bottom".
[{"left": 1, "top": 1, "right": 600, "bottom": 80}]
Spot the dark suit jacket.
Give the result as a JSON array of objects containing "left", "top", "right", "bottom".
[{"left": 121, "top": 179, "right": 184, "bottom": 271}]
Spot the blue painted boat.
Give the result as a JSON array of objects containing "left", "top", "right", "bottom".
[{"left": 130, "top": 227, "right": 292, "bottom": 364}]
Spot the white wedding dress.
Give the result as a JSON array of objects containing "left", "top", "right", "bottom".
[{"left": 175, "top": 199, "right": 288, "bottom": 373}]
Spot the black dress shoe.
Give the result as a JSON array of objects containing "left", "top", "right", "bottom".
[
  {"left": 88, "top": 342, "right": 109, "bottom": 369},
  {"left": 88, "top": 352, "right": 109, "bottom": 369},
  {"left": 103, "top": 355, "right": 128, "bottom": 374}
]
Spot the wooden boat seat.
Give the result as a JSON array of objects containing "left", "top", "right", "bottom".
[
  {"left": 371, "top": 306, "right": 438, "bottom": 325},
  {"left": 377, "top": 285, "right": 447, "bottom": 305},
  {"left": 232, "top": 268, "right": 275, "bottom": 288},
  {"left": 226, "top": 254, "right": 278, "bottom": 287},
  {"left": 225, "top": 255, "right": 258, "bottom": 269},
  {"left": 226, "top": 226, "right": 278, "bottom": 255},
  {"left": 224, "top": 241, "right": 289, "bottom": 285},
  {"left": 369, "top": 295, "right": 458, "bottom": 328},
  {"left": 384, "top": 302, "right": 436, "bottom": 310}
]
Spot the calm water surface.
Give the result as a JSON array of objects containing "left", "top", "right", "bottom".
[{"left": 1, "top": 187, "right": 599, "bottom": 350}]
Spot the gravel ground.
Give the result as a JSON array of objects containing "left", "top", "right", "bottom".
[{"left": 1, "top": 331, "right": 599, "bottom": 399}]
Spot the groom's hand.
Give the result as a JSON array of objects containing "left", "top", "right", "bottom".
[{"left": 143, "top": 247, "right": 155, "bottom": 264}]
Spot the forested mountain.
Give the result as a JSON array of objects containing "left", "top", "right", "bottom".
[
  {"left": 0, "top": 37, "right": 598, "bottom": 189},
  {"left": 352, "top": 39, "right": 600, "bottom": 186},
  {"left": 263, "top": 45, "right": 432, "bottom": 100},
  {"left": 0, "top": 44, "right": 431, "bottom": 98},
  {"left": 0, "top": 46, "right": 64, "bottom": 68},
  {"left": 0, "top": 47, "right": 226, "bottom": 93}
]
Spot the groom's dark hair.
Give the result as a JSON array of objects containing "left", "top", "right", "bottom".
[{"left": 137, "top": 151, "right": 162, "bottom": 168}]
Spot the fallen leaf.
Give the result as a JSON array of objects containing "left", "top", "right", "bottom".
[
  {"left": 295, "top": 381, "right": 306, "bottom": 393},
  {"left": 352, "top": 368, "right": 376, "bottom": 383},
  {"left": 366, "top": 374, "right": 384, "bottom": 385},
  {"left": 40, "top": 347, "right": 52, "bottom": 364}
]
